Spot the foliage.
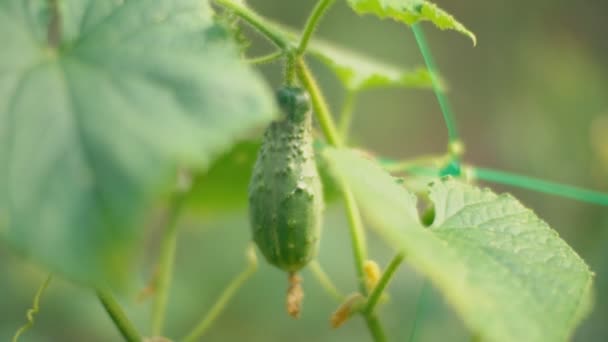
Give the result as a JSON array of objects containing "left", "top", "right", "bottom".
[
  {"left": 1, "top": 0, "right": 602, "bottom": 341},
  {"left": 0, "top": 0, "right": 275, "bottom": 286},
  {"left": 323, "top": 148, "right": 593, "bottom": 342}
]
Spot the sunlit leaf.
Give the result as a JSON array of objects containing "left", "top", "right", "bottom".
[
  {"left": 324, "top": 148, "right": 593, "bottom": 342},
  {"left": 0, "top": 0, "right": 275, "bottom": 286},
  {"left": 346, "top": 0, "right": 476, "bottom": 44}
]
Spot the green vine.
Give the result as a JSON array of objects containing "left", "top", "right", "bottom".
[
  {"left": 12, "top": 274, "right": 53, "bottom": 342},
  {"left": 97, "top": 289, "right": 142, "bottom": 342}
]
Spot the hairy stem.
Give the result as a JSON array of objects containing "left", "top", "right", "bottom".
[
  {"left": 297, "top": 0, "right": 336, "bottom": 55},
  {"left": 365, "top": 315, "right": 387, "bottom": 342},
  {"left": 182, "top": 247, "right": 258, "bottom": 342},
  {"left": 247, "top": 51, "right": 284, "bottom": 65},
  {"left": 215, "top": 0, "right": 291, "bottom": 49},
  {"left": 97, "top": 289, "right": 142, "bottom": 342},
  {"left": 151, "top": 194, "right": 185, "bottom": 336},
  {"left": 412, "top": 24, "right": 460, "bottom": 146},
  {"left": 285, "top": 52, "right": 297, "bottom": 86},
  {"left": 295, "top": 59, "right": 343, "bottom": 146},
  {"left": 363, "top": 253, "right": 405, "bottom": 315}
]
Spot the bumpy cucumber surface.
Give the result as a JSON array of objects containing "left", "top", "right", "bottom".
[{"left": 248, "top": 87, "right": 323, "bottom": 272}]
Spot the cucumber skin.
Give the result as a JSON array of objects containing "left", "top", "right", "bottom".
[{"left": 248, "top": 88, "right": 323, "bottom": 272}]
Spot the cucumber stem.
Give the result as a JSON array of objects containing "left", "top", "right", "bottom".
[
  {"left": 214, "top": 0, "right": 291, "bottom": 49},
  {"left": 151, "top": 192, "right": 185, "bottom": 336},
  {"left": 97, "top": 289, "right": 142, "bottom": 342},
  {"left": 297, "top": 0, "right": 337, "bottom": 56},
  {"left": 363, "top": 253, "right": 405, "bottom": 315}
]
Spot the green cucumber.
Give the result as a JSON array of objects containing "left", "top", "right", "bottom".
[{"left": 248, "top": 86, "right": 324, "bottom": 273}]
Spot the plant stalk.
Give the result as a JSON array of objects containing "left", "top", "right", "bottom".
[
  {"left": 97, "top": 289, "right": 142, "bottom": 342},
  {"left": 363, "top": 253, "right": 405, "bottom": 315},
  {"left": 297, "top": 0, "right": 337, "bottom": 55},
  {"left": 365, "top": 315, "right": 388, "bottom": 342},
  {"left": 295, "top": 59, "right": 343, "bottom": 146},
  {"left": 247, "top": 51, "right": 284, "bottom": 65},
  {"left": 215, "top": 0, "right": 291, "bottom": 49},
  {"left": 296, "top": 58, "right": 387, "bottom": 342},
  {"left": 151, "top": 194, "right": 185, "bottom": 336}
]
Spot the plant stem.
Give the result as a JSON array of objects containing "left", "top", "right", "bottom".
[
  {"left": 295, "top": 59, "right": 343, "bottom": 146},
  {"left": 365, "top": 315, "right": 387, "bottom": 342},
  {"left": 296, "top": 58, "right": 387, "bottom": 342},
  {"left": 363, "top": 253, "right": 405, "bottom": 315},
  {"left": 472, "top": 166, "right": 608, "bottom": 206},
  {"left": 151, "top": 194, "right": 185, "bottom": 336},
  {"left": 12, "top": 274, "right": 53, "bottom": 342},
  {"left": 97, "top": 289, "right": 142, "bottom": 342},
  {"left": 182, "top": 246, "right": 258, "bottom": 342},
  {"left": 285, "top": 52, "right": 297, "bottom": 86},
  {"left": 338, "top": 91, "right": 357, "bottom": 142},
  {"left": 214, "top": 0, "right": 291, "bottom": 49},
  {"left": 297, "top": 0, "right": 336, "bottom": 55},
  {"left": 247, "top": 51, "right": 284, "bottom": 65},
  {"left": 309, "top": 260, "right": 344, "bottom": 301},
  {"left": 343, "top": 189, "right": 369, "bottom": 294},
  {"left": 412, "top": 24, "right": 460, "bottom": 145}
]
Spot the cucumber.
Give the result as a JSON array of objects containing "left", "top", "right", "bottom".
[{"left": 248, "top": 86, "right": 324, "bottom": 273}]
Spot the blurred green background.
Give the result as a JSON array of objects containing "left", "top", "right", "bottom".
[{"left": 2, "top": 0, "right": 607, "bottom": 341}]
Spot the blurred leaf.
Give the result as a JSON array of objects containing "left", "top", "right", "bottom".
[
  {"left": 0, "top": 0, "right": 275, "bottom": 286},
  {"left": 187, "top": 140, "right": 340, "bottom": 216},
  {"left": 187, "top": 141, "right": 260, "bottom": 216},
  {"left": 323, "top": 148, "right": 593, "bottom": 342},
  {"left": 345, "top": 0, "right": 476, "bottom": 44},
  {"left": 309, "top": 40, "right": 435, "bottom": 92}
]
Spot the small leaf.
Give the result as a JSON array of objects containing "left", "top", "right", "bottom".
[
  {"left": 0, "top": 0, "right": 275, "bottom": 286},
  {"left": 345, "top": 0, "right": 476, "bottom": 44},
  {"left": 323, "top": 148, "right": 593, "bottom": 342},
  {"left": 309, "top": 40, "right": 436, "bottom": 92}
]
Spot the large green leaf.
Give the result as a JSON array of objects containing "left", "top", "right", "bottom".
[
  {"left": 309, "top": 40, "right": 435, "bottom": 92},
  {"left": 323, "top": 148, "right": 593, "bottom": 342},
  {"left": 0, "top": 0, "right": 275, "bottom": 286},
  {"left": 345, "top": 0, "right": 476, "bottom": 44}
]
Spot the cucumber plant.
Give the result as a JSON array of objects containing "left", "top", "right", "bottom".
[{"left": 0, "top": 0, "right": 606, "bottom": 341}]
